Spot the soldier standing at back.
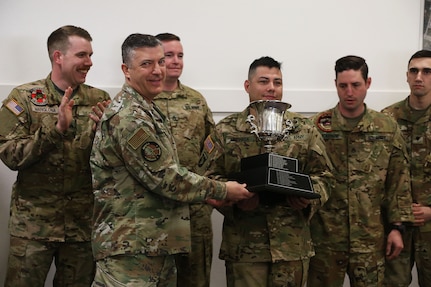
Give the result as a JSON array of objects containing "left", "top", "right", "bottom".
[
  {"left": 0, "top": 25, "right": 110, "bottom": 286},
  {"left": 154, "top": 33, "right": 216, "bottom": 287},
  {"left": 382, "top": 49, "right": 431, "bottom": 287}
]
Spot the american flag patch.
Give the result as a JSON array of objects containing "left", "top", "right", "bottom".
[
  {"left": 6, "top": 100, "right": 24, "bottom": 116},
  {"left": 128, "top": 128, "right": 149, "bottom": 150},
  {"left": 204, "top": 135, "right": 215, "bottom": 154}
]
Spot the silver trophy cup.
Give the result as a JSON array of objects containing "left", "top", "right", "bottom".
[
  {"left": 246, "top": 100, "right": 293, "bottom": 152},
  {"left": 237, "top": 100, "right": 320, "bottom": 199}
]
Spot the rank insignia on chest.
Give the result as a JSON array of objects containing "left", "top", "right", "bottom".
[
  {"left": 316, "top": 112, "right": 332, "bottom": 132},
  {"left": 30, "top": 89, "right": 48, "bottom": 106}
]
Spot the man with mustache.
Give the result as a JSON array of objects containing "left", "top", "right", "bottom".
[{"left": 0, "top": 25, "right": 110, "bottom": 286}]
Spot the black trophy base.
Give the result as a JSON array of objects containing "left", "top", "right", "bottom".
[{"left": 234, "top": 166, "right": 320, "bottom": 199}]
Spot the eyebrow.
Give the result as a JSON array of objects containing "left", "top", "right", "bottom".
[{"left": 409, "top": 67, "right": 431, "bottom": 71}]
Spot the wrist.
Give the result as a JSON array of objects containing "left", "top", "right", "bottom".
[{"left": 389, "top": 224, "right": 406, "bottom": 235}]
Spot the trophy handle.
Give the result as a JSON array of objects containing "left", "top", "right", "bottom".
[
  {"left": 282, "top": 119, "right": 294, "bottom": 140},
  {"left": 246, "top": 115, "right": 260, "bottom": 139}
]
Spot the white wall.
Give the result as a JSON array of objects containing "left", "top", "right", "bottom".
[{"left": 0, "top": 0, "right": 424, "bottom": 286}]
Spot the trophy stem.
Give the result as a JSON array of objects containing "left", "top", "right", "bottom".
[{"left": 264, "top": 144, "right": 275, "bottom": 153}]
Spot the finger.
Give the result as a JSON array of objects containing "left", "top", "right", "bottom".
[
  {"left": 385, "top": 244, "right": 391, "bottom": 257},
  {"left": 63, "top": 87, "right": 73, "bottom": 100}
]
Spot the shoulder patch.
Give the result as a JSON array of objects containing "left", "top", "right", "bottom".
[
  {"left": 316, "top": 112, "right": 332, "bottom": 132},
  {"left": 5, "top": 99, "right": 24, "bottom": 116},
  {"left": 128, "top": 128, "right": 149, "bottom": 150},
  {"left": 30, "top": 89, "right": 47, "bottom": 106},
  {"left": 142, "top": 142, "right": 162, "bottom": 162},
  {"left": 204, "top": 135, "right": 215, "bottom": 154}
]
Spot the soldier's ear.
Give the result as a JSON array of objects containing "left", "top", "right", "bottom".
[{"left": 53, "top": 50, "right": 63, "bottom": 64}]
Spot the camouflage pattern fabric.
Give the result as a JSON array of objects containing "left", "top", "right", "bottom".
[
  {"left": 0, "top": 74, "right": 110, "bottom": 241},
  {"left": 91, "top": 83, "right": 227, "bottom": 263},
  {"left": 225, "top": 260, "right": 309, "bottom": 287},
  {"left": 307, "top": 249, "right": 385, "bottom": 287},
  {"left": 0, "top": 74, "right": 110, "bottom": 286},
  {"left": 308, "top": 105, "right": 414, "bottom": 287},
  {"left": 199, "top": 106, "right": 333, "bottom": 285},
  {"left": 382, "top": 228, "right": 413, "bottom": 287},
  {"left": 382, "top": 98, "right": 431, "bottom": 286},
  {"left": 153, "top": 82, "right": 215, "bottom": 287},
  {"left": 5, "top": 236, "right": 94, "bottom": 287},
  {"left": 92, "top": 254, "right": 176, "bottom": 287}
]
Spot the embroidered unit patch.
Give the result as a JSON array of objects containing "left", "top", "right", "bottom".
[
  {"left": 30, "top": 89, "right": 47, "bottom": 106},
  {"left": 142, "top": 142, "right": 162, "bottom": 162},
  {"left": 316, "top": 112, "right": 332, "bottom": 132}
]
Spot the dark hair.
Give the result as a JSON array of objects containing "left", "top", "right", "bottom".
[
  {"left": 408, "top": 50, "right": 431, "bottom": 65},
  {"left": 335, "top": 55, "right": 368, "bottom": 81},
  {"left": 47, "top": 25, "right": 92, "bottom": 62},
  {"left": 121, "top": 33, "right": 161, "bottom": 66},
  {"left": 248, "top": 56, "right": 282, "bottom": 80},
  {"left": 155, "top": 33, "right": 181, "bottom": 42}
]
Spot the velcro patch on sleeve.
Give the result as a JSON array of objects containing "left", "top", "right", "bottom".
[
  {"left": 204, "top": 135, "right": 215, "bottom": 154},
  {"left": 6, "top": 100, "right": 24, "bottom": 116},
  {"left": 128, "top": 128, "right": 149, "bottom": 150}
]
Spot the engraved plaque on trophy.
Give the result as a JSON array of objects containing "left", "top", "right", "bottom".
[{"left": 235, "top": 100, "right": 320, "bottom": 199}]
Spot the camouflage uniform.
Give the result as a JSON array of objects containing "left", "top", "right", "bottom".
[
  {"left": 0, "top": 74, "right": 110, "bottom": 286},
  {"left": 199, "top": 106, "right": 333, "bottom": 287},
  {"left": 382, "top": 98, "right": 431, "bottom": 287},
  {"left": 153, "top": 81, "right": 215, "bottom": 287},
  {"left": 90, "top": 84, "right": 227, "bottom": 286},
  {"left": 309, "top": 105, "right": 414, "bottom": 287}
]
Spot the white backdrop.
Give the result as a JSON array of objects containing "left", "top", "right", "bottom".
[{"left": 0, "top": 0, "right": 423, "bottom": 286}]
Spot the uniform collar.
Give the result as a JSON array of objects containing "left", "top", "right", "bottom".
[{"left": 154, "top": 80, "right": 187, "bottom": 100}]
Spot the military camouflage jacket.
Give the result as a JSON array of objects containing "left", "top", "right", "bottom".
[
  {"left": 153, "top": 82, "right": 215, "bottom": 236},
  {"left": 311, "top": 105, "right": 414, "bottom": 253},
  {"left": 382, "top": 97, "right": 431, "bottom": 232},
  {"left": 0, "top": 74, "right": 110, "bottom": 242},
  {"left": 200, "top": 106, "right": 333, "bottom": 262},
  {"left": 91, "top": 84, "right": 227, "bottom": 260}
]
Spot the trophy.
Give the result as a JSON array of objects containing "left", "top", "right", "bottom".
[{"left": 234, "top": 100, "right": 320, "bottom": 199}]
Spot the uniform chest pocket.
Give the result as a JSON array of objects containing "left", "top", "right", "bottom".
[{"left": 352, "top": 141, "right": 390, "bottom": 173}]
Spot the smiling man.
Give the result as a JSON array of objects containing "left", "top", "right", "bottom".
[
  {"left": 90, "top": 33, "right": 252, "bottom": 287},
  {"left": 0, "top": 25, "right": 110, "bottom": 286},
  {"left": 153, "top": 33, "right": 217, "bottom": 287},
  {"left": 199, "top": 56, "right": 333, "bottom": 287}
]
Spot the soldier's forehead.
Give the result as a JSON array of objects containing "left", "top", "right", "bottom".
[{"left": 409, "top": 58, "right": 431, "bottom": 68}]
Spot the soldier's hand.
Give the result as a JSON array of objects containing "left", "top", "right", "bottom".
[
  {"left": 287, "top": 196, "right": 310, "bottom": 210},
  {"left": 90, "top": 100, "right": 111, "bottom": 131},
  {"left": 386, "top": 229, "right": 404, "bottom": 260},
  {"left": 225, "top": 181, "right": 253, "bottom": 203},
  {"left": 206, "top": 198, "right": 234, "bottom": 208},
  {"left": 56, "top": 87, "right": 74, "bottom": 133},
  {"left": 412, "top": 203, "right": 431, "bottom": 226},
  {"left": 236, "top": 193, "right": 259, "bottom": 211}
]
